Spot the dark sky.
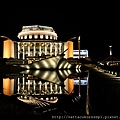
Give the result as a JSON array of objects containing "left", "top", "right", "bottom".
[{"left": 0, "top": 6, "right": 120, "bottom": 61}]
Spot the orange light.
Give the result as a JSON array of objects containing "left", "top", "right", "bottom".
[
  {"left": 68, "top": 41, "right": 73, "bottom": 58},
  {"left": 3, "top": 40, "right": 14, "bottom": 58}
]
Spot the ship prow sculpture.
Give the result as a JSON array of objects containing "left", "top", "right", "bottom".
[{"left": 19, "top": 49, "right": 75, "bottom": 70}]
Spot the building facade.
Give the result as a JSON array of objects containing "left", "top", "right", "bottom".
[
  {"left": 3, "top": 25, "right": 75, "bottom": 69},
  {"left": 17, "top": 25, "right": 65, "bottom": 64},
  {"left": 73, "top": 49, "right": 88, "bottom": 59}
]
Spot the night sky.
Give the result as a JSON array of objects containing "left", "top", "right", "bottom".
[{"left": 0, "top": 6, "right": 120, "bottom": 61}]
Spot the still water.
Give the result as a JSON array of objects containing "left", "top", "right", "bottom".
[{"left": 0, "top": 68, "right": 89, "bottom": 117}]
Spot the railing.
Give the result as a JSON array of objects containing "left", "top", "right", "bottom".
[{"left": 97, "top": 64, "right": 120, "bottom": 77}]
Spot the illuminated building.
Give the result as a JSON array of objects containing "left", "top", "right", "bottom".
[
  {"left": 73, "top": 49, "right": 88, "bottom": 59},
  {"left": 17, "top": 25, "right": 64, "bottom": 64},
  {"left": 3, "top": 25, "right": 91, "bottom": 70},
  {"left": 3, "top": 25, "right": 75, "bottom": 69}
]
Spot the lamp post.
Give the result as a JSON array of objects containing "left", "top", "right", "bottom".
[
  {"left": 78, "top": 36, "right": 81, "bottom": 60},
  {"left": 69, "top": 37, "right": 77, "bottom": 41},
  {"left": 78, "top": 36, "right": 81, "bottom": 97},
  {"left": 109, "top": 45, "right": 112, "bottom": 61},
  {"left": 0, "top": 36, "right": 11, "bottom": 40}
]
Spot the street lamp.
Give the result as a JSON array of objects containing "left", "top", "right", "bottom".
[
  {"left": 78, "top": 36, "right": 81, "bottom": 59},
  {"left": 109, "top": 45, "right": 112, "bottom": 61},
  {"left": 68, "top": 37, "right": 77, "bottom": 41},
  {"left": 0, "top": 36, "right": 11, "bottom": 40}
]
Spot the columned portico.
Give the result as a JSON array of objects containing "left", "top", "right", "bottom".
[{"left": 17, "top": 25, "right": 65, "bottom": 64}]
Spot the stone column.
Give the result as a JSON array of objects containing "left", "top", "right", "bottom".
[
  {"left": 27, "top": 80, "right": 31, "bottom": 94},
  {"left": 39, "top": 43, "right": 41, "bottom": 56},
  {"left": 44, "top": 82, "right": 47, "bottom": 92},
  {"left": 33, "top": 80, "right": 36, "bottom": 94},
  {"left": 28, "top": 42, "right": 30, "bottom": 56},
  {"left": 39, "top": 81, "right": 42, "bottom": 93},
  {"left": 59, "top": 86, "right": 62, "bottom": 94},
  {"left": 50, "top": 43, "right": 53, "bottom": 56},
  {"left": 18, "top": 42, "right": 20, "bottom": 59},
  {"left": 22, "top": 43, "right": 25, "bottom": 60},
  {"left": 22, "top": 75, "right": 25, "bottom": 91},
  {"left": 59, "top": 43, "right": 62, "bottom": 54},
  {"left": 55, "top": 43, "right": 57, "bottom": 56},
  {"left": 55, "top": 84, "right": 58, "bottom": 93},
  {"left": 17, "top": 78, "right": 20, "bottom": 94},
  {"left": 45, "top": 42, "right": 47, "bottom": 55},
  {"left": 50, "top": 82, "right": 53, "bottom": 93},
  {"left": 33, "top": 43, "right": 36, "bottom": 56}
]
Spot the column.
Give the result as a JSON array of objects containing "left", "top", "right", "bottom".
[
  {"left": 50, "top": 82, "right": 53, "bottom": 93},
  {"left": 44, "top": 82, "right": 47, "bottom": 93},
  {"left": 28, "top": 42, "right": 30, "bottom": 56},
  {"left": 39, "top": 43, "right": 41, "bottom": 56},
  {"left": 45, "top": 42, "right": 47, "bottom": 55},
  {"left": 55, "top": 43, "right": 57, "bottom": 56},
  {"left": 27, "top": 80, "right": 31, "bottom": 95},
  {"left": 17, "top": 78, "right": 20, "bottom": 94},
  {"left": 33, "top": 80, "right": 36, "bottom": 94},
  {"left": 59, "top": 43, "right": 62, "bottom": 54},
  {"left": 50, "top": 43, "right": 53, "bottom": 56},
  {"left": 33, "top": 42, "right": 36, "bottom": 56},
  {"left": 22, "top": 43, "right": 25, "bottom": 60},
  {"left": 39, "top": 81, "right": 42, "bottom": 94},
  {"left": 18, "top": 42, "right": 20, "bottom": 59},
  {"left": 59, "top": 86, "right": 62, "bottom": 94},
  {"left": 55, "top": 84, "right": 58, "bottom": 93},
  {"left": 22, "top": 75, "right": 25, "bottom": 91}
]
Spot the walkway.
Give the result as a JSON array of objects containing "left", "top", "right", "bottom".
[{"left": 89, "top": 66, "right": 120, "bottom": 116}]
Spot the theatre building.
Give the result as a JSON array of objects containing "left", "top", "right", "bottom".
[
  {"left": 17, "top": 25, "right": 64, "bottom": 63},
  {"left": 3, "top": 25, "right": 74, "bottom": 69}
]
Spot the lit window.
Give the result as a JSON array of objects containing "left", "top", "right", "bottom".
[
  {"left": 34, "top": 35, "right": 38, "bottom": 39},
  {"left": 29, "top": 35, "right": 32, "bottom": 39}
]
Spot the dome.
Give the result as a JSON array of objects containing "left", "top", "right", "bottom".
[{"left": 17, "top": 25, "right": 58, "bottom": 41}]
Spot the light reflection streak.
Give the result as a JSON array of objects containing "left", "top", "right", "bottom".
[{"left": 1, "top": 68, "right": 90, "bottom": 114}]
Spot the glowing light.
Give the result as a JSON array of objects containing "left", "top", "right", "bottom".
[
  {"left": 21, "top": 36, "right": 23, "bottom": 39},
  {"left": 24, "top": 35, "right": 27, "bottom": 39},
  {"left": 34, "top": 63, "right": 40, "bottom": 69},
  {"left": 45, "top": 35, "right": 48, "bottom": 39},
  {"left": 63, "top": 62, "right": 69, "bottom": 69},
  {"left": 67, "top": 64, "right": 72, "bottom": 69},
  {"left": 34, "top": 35, "right": 38, "bottom": 39},
  {"left": 3, "top": 78, "right": 14, "bottom": 96},
  {"left": 50, "top": 36, "right": 52, "bottom": 39},
  {"left": 29, "top": 35, "right": 32, "bottom": 39},
  {"left": 18, "top": 31, "right": 57, "bottom": 38},
  {"left": 34, "top": 70, "right": 40, "bottom": 76},
  {"left": 3, "top": 40, "right": 14, "bottom": 58},
  {"left": 40, "top": 35, "right": 43, "bottom": 39},
  {"left": 78, "top": 36, "right": 80, "bottom": 41}
]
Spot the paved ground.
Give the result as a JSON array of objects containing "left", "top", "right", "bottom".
[{"left": 88, "top": 66, "right": 120, "bottom": 116}]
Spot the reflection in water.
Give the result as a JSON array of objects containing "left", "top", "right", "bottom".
[
  {"left": 3, "top": 78, "right": 14, "bottom": 96},
  {"left": 20, "top": 69, "right": 72, "bottom": 85},
  {"left": 1, "top": 69, "right": 89, "bottom": 114}
]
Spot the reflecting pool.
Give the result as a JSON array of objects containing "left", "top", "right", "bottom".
[{"left": 0, "top": 68, "right": 89, "bottom": 117}]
